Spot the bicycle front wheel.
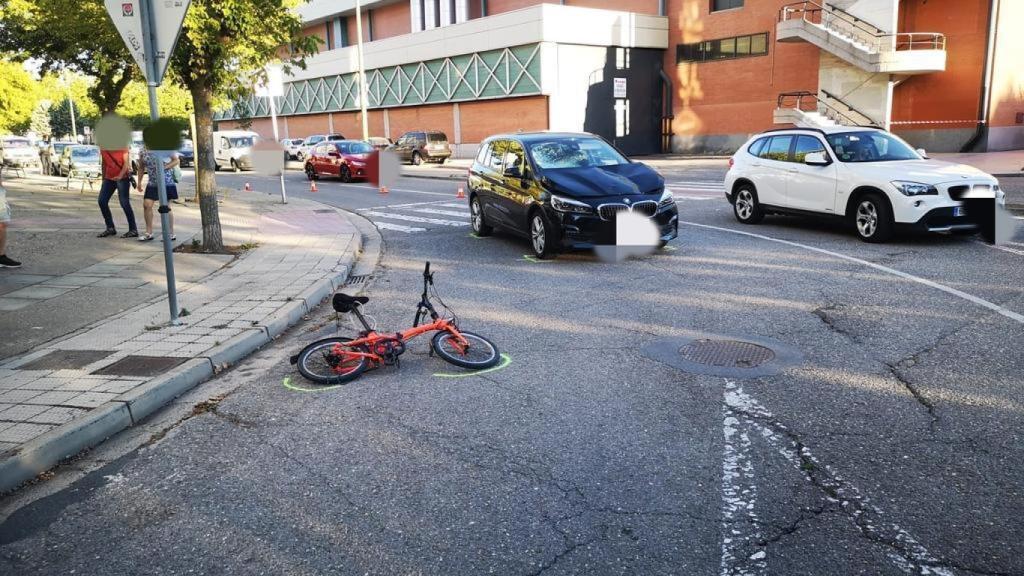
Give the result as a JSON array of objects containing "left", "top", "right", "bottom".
[
  {"left": 296, "top": 337, "right": 368, "bottom": 385},
  {"left": 431, "top": 330, "right": 500, "bottom": 370}
]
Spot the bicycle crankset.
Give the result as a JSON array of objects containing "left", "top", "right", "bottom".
[{"left": 372, "top": 338, "right": 407, "bottom": 366}]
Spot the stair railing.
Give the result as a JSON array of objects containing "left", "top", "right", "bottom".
[
  {"left": 777, "top": 90, "right": 879, "bottom": 128},
  {"left": 779, "top": 1, "right": 945, "bottom": 53}
]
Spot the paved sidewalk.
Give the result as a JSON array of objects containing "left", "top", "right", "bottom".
[{"left": 0, "top": 172, "right": 363, "bottom": 492}]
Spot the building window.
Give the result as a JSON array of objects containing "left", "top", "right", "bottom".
[
  {"left": 449, "top": 0, "right": 457, "bottom": 24},
  {"left": 676, "top": 32, "right": 768, "bottom": 63},
  {"left": 712, "top": 0, "right": 743, "bottom": 11},
  {"left": 419, "top": 0, "right": 426, "bottom": 31},
  {"left": 433, "top": 0, "right": 441, "bottom": 28}
]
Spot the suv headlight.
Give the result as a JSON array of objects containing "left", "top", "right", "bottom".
[
  {"left": 658, "top": 189, "right": 674, "bottom": 209},
  {"left": 891, "top": 181, "right": 937, "bottom": 196},
  {"left": 550, "top": 194, "right": 593, "bottom": 214}
]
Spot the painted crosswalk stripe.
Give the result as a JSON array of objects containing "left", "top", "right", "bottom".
[
  {"left": 437, "top": 202, "right": 470, "bottom": 209},
  {"left": 375, "top": 222, "right": 427, "bottom": 233},
  {"left": 666, "top": 181, "right": 724, "bottom": 188},
  {"left": 362, "top": 211, "right": 468, "bottom": 227},
  {"left": 406, "top": 207, "right": 471, "bottom": 218}
]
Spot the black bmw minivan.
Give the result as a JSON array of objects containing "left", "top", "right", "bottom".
[{"left": 467, "top": 132, "right": 678, "bottom": 258}]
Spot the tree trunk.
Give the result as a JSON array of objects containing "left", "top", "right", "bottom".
[
  {"left": 190, "top": 83, "right": 224, "bottom": 252},
  {"left": 90, "top": 63, "right": 134, "bottom": 116}
]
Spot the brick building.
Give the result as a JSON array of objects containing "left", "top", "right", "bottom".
[{"left": 216, "top": 0, "right": 1024, "bottom": 155}]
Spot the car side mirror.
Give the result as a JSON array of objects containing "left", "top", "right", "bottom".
[
  {"left": 804, "top": 152, "right": 830, "bottom": 166},
  {"left": 916, "top": 148, "right": 929, "bottom": 159}
]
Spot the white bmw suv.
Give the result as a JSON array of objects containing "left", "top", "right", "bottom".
[{"left": 724, "top": 127, "right": 1003, "bottom": 242}]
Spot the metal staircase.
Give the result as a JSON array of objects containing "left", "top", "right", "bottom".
[
  {"left": 774, "top": 90, "right": 879, "bottom": 129},
  {"left": 777, "top": 1, "right": 946, "bottom": 74}
]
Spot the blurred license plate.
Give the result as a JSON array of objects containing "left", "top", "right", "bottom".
[{"left": 953, "top": 206, "right": 966, "bottom": 217}]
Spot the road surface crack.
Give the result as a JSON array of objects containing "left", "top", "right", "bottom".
[
  {"left": 811, "top": 302, "right": 860, "bottom": 343},
  {"left": 883, "top": 361, "right": 939, "bottom": 431}
]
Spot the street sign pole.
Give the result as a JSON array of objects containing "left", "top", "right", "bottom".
[
  {"left": 139, "top": 0, "right": 179, "bottom": 324},
  {"left": 269, "top": 96, "right": 287, "bottom": 204}
]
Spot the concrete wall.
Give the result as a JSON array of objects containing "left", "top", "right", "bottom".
[
  {"left": 546, "top": 44, "right": 609, "bottom": 134},
  {"left": 987, "top": 0, "right": 1024, "bottom": 151},
  {"left": 892, "top": 127, "right": 976, "bottom": 153},
  {"left": 818, "top": 52, "right": 889, "bottom": 126}
]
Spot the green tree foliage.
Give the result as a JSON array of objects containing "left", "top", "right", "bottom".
[
  {"left": 0, "top": 60, "right": 39, "bottom": 134},
  {"left": 116, "top": 82, "right": 194, "bottom": 124},
  {"left": 169, "top": 0, "right": 320, "bottom": 251},
  {"left": 29, "top": 101, "right": 51, "bottom": 137},
  {"left": 0, "top": 0, "right": 135, "bottom": 114}
]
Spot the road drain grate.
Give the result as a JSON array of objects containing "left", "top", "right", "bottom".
[
  {"left": 18, "top": 350, "right": 114, "bottom": 371},
  {"left": 91, "top": 355, "right": 187, "bottom": 377},
  {"left": 345, "top": 275, "right": 370, "bottom": 285},
  {"left": 679, "top": 339, "right": 775, "bottom": 368}
]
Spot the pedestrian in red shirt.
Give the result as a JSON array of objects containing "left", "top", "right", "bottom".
[{"left": 97, "top": 148, "right": 138, "bottom": 238}]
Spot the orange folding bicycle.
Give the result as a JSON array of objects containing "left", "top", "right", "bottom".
[{"left": 291, "top": 262, "right": 500, "bottom": 384}]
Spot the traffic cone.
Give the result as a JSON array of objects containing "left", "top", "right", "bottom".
[
  {"left": 244, "top": 182, "right": 252, "bottom": 192},
  {"left": 456, "top": 186, "right": 466, "bottom": 199},
  {"left": 310, "top": 181, "right": 318, "bottom": 193},
  {"left": 379, "top": 185, "right": 388, "bottom": 195}
]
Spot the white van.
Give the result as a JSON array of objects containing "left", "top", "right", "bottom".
[{"left": 213, "top": 130, "right": 259, "bottom": 172}]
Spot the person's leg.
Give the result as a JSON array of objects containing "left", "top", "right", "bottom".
[
  {"left": 143, "top": 198, "right": 154, "bottom": 236},
  {"left": 0, "top": 222, "right": 18, "bottom": 267},
  {"left": 97, "top": 179, "right": 117, "bottom": 235},
  {"left": 0, "top": 221, "right": 6, "bottom": 254},
  {"left": 116, "top": 179, "right": 138, "bottom": 236}
]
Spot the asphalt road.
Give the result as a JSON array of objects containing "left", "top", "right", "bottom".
[{"left": 2, "top": 163, "right": 1023, "bottom": 575}]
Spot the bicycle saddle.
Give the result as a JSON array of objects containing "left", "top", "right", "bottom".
[{"left": 332, "top": 292, "right": 368, "bottom": 313}]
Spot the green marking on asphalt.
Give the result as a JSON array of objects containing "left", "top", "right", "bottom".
[
  {"left": 522, "top": 255, "right": 553, "bottom": 263},
  {"left": 282, "top": 375, "right": 348, "bottom": 392},
  {"left": 662, "top": 245, "right": 678, "bottom": 252},
  {"left": 468, "top": 233, "right": 488, "bottom": 239},
  {"left": 433, "top": 353, "right": 512, "bottom": 378}
]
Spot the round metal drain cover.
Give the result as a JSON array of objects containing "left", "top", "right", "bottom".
[{"left": 678, "top": 339, "right": 775, "bottom": 369}]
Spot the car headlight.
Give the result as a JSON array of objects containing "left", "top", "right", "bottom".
[
  {"left": 891, "top": 181, "right": 937, "bottom": 196},
  {"left": 658, "top": 189, "right": 674, "bottom": 208},
  {"left": 550, "top": 194, "right": 593, "bottom": 214}
]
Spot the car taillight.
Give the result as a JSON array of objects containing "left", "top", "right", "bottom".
[{"left": 728, "top": 157, "right": 734, "bottom": 168}]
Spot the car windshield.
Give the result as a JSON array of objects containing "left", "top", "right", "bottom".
[
  {"left": 305, "top": 136, "right": 324, "bottom": 145},
  {"left": 527, "top": 138, "right": 628, "bottom": 169},
  {"left": 72, "top": 147, "right": 99, "bottom": 159},
  {"left": 427, "top": 133, "right": 446, "bottom": 142},
  {"left": 229, "top": 137, "right": 254, "bottom": 147},
  {"left": 347, "top": 142, "right": 373, "bottom": 154},
  {"left": 826, "top": 131, "right": 919, "bottom": 163},
  {"left": 4, "top": 139, "right": 30, "bottom": 148},
  {"left": 53, "top": 143, "right": 70, "bottom": 153}
]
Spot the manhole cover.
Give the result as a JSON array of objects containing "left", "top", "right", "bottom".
[
  {"left": 679, "top": 339, "right": 775, "bottom": 368},
  {"left": 18, "top": 350, "right": 114, "bottom": 371},
  {"left": 91, "top": 355, "right": 187, "bottom": 377}
]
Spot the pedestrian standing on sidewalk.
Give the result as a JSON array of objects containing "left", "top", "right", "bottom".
[
  {"left": 97, "top": 147, "right": 139, "bottom": 238},
  {"left": 0, "top": 166, "right": 22, "bottom": 268},
  {"left": 136, "top": 147, "right": 179, "bottom": 242}
]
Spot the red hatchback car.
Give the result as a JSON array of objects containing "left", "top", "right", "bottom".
[{"left": 304, "top": 140, "right": 374, "bottom": 182}]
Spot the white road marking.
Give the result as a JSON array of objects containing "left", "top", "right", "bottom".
[
  {"left": 406, "top": 207, "right": 471, "bottom": 218},
  {"left": 437, "top": 202, "right": 471, "bottom": 209},
  {"left": 374, "top": 222, "right": 427, "bottom": 233},
  {"left": 361, "top": 211, "right": 468, "bottom": 227},
  {"left": 341, "top": 183, "right": 454, "bottom": 197},
  {"left": 976, "top": 240, "right": 1024, "bottom": 256},
  {"left": 666, "top": 180, "right": 725, "bottom": 189},
  {"left": 674, "top": 196, "right": 717, "bottom": 201},
  {"left": 723, "top": 380, "right": 955, "bottom": 576},
  {"left": 720, "top": 397, "right": 766, "bottom": 576},
  {"left": 685, "top": 221, "right": 1024, "bottom": 325},
  {"left": 357, "top": 200, "right": 453, "bottom": 211}
]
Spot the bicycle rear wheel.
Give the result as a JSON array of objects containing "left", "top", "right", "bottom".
[
  {"left": 431, "top": 330, "right": 500, "bottom": 369},
  {"left": 296, "top": 337, "right": 368, "bottom": 385}
]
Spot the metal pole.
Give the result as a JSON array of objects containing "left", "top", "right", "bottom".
[
  {"left": 140, "top": 0, "right": 180, "bottom": 324},
  {"left": 269, "top": 95, "right": 287, "bottom": 204},
  {"left": 355, "top": 0, "right": 369, "bottom": 141}
]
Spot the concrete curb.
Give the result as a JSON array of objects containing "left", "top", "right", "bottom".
[
  {"left": 0, "top": 403, "right": 133, "bottom": 494},
  {"left": 0, "top": 207, "right": 367, "bottom": 495}
]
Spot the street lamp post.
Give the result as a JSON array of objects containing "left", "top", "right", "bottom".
[{"left": 355, "top": 0, "right": 369, "bottom": 141}]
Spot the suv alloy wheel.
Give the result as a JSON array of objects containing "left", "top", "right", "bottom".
[{"left": 853, "top": 194, "right": 894, "bottom": 243}]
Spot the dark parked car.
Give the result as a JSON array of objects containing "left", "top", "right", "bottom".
[
  {"left": 367, "top": 136, "right": 392, "bottom": 150},
  {"left": 178, "top": 139, "right": 194, "bottom": 167},
  {"left": 390, "top": 130, "right": 451, "bottom": 165},
  {"left": 304, "top": 140, "right": 374, "bottom": 183},
  {"left": 467, "top": 132, "right": 678, "bottom": 259}
]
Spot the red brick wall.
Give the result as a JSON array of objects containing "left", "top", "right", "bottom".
[
  {"left": 459, "top": 96, "right": 548, "bottom": 142},
  {"left": 485, "top": 0, "right": 555, "bottom": 16},
  {"left": 283, "top": 114, "right": 332, "bottom": 138},
  {"left": 372, "top": 2, "right": 411, "bottom": 40},
  {"left": 387, "top": 104, "right": 457, "bottom": 141},
  {"left": 666, "top": 0, "right": 820, "bottom": 137},
  {"left": 892, "top": 0, "right": 989, "bottom": 125},
  {"left": 328, "top": 111, "right": 388, "bottom": 139}
]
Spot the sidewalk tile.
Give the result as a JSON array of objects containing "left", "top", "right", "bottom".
[
  {"left": 0, "top": 404, "right": 47, "bottom": 422},
  {"left": 64, "top": 392, "right": 119, "bottom": 409},
  {"left": 0, "top": 423, "right": 53, "bottom": 443},
  {"left": 21, "top": 378, "right": 68, "bottom": 392},
  {"left": 0, "top": 389, "right": 44, "bottom": 404},
  {"left": 0, "top": 297, "right": 36, "bottom": 311},
  {"left": 27, "top": 406, "right": 84, "bottom": 425},
  {"left": 41, "top": 276, "right": 102, "bottom": 287},
  {"left": 91, "top": 278, "right": 149, "bottom": 289},
  {"left": 0, "top": 441, "right": 17, "bottom": 454},
  {"left": 0, "top": 274, "right": 55, "bottom": 285},
  {"left": 91, "top": 380, "right": 144, "bottom": 394},
  {"left": 22, "top": 390, "right": 80, "bottom": 406},
  {"left": 5, "top": 286, "right": 76, "bottom": 300},
  {"left": 56, "top": 379, "right": 107, "bottom": 392}
]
